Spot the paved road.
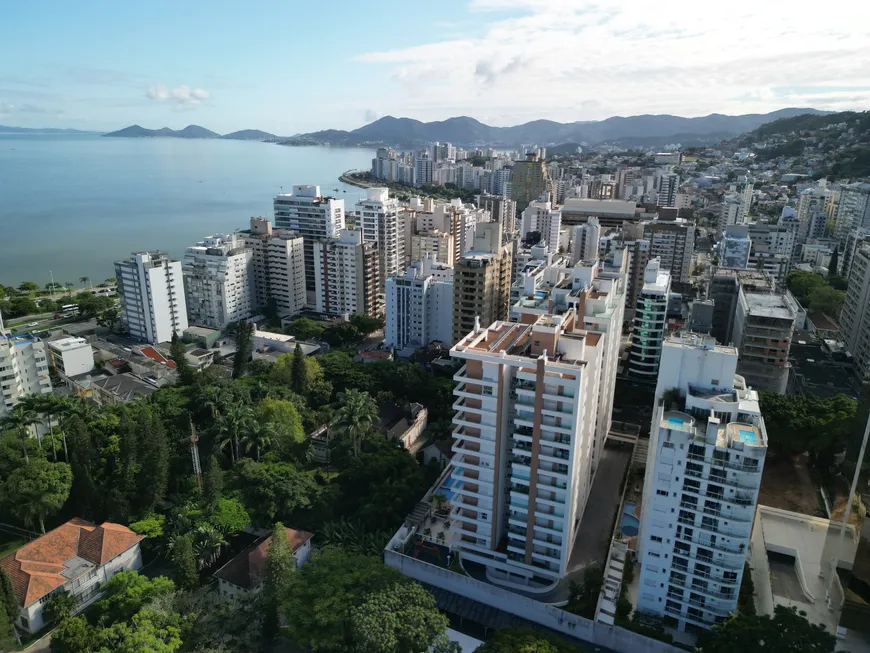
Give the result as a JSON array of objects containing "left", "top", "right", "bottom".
[{"left": 21, "top": 633, "right": 50, "bottom": 653}]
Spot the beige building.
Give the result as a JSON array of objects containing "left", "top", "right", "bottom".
[
  {"left": 447, "top": 257, "right": 625, "bottom": 586},
  {"left": 312, "top": 229, "right": 381, "bottom": 318},
  {"left": 841, "top": 244, "right": 870, "bottom": 378},
  {"left": 241, "top": 218, "right": 306, "bottom": 319},
  {"left": 452, "top": 223, "right": 513, "bottom": 343},
  {"left": 411, "top": 229, "right": 456, "bottom": 266}
]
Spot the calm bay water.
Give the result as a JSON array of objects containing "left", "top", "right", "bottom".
[{"left": 0, "top": 134, "right": 374, "bottom": 286}]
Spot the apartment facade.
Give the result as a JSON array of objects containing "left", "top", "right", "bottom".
[
  {"left": 519, "top": 199, "right": 562, "bottom": 251},
  {"left": 0, "top": 332, "right": 52, "bottom": 419},
  {"left": 628, "top": 259, "right": 671, "bottom": 379},
  {"left": 410, "top": 229, "right": 455, "bottom": 266},
  {"left": 478, "top": 194, "right": 517, "bottom": 238},
  {"left": 273, "top": 185, "right": 345, "bottom": 304},
  {"left": 356, "top": 187, "right": 404, "bottom": 291},
  {"left": 312, "top": 229, "right": 381, "bottom": 318},
  {"left": 841, "top": 245, "right": 870, "bottom": 379},
  {"left": 449, "top": 300, "right": 622, "bottom": 586},
  {"left": 511, "top": 153, "right": 550, "bottom": 213},
  {"left": 643, "top": 220, "right": 695, "bottom": 284},
  {"left": 115, "top": 251, "right": 188, "bottom": 344},
  {"left": 183, "top": 233, "right": 254, "bottom": 330},
  {"left": 835, "top": 183, "right": 870, "bottom": 244},
  {"left": 241, "top": 218, "right": 306, "bottom": 319},
  {"left": 637, "top": 333, "right": 766, "bottom": 632},
  {"left": 657, "top": 173, "right": 679, "bottom": 208},
  {"left": 732, "top": 288, "right": 796, "bottom": 394},
  {"left": 452, "top": 223, "right": 513, "bottom": 344},
  {"left": 571, "top": 218, "right": 600, "bottom": 266},
  {"left": 385, "top": 256, "right": 454, "bottom": 351},
  {"left": 719, "top": 225, "right": 751, "bottom": 269}
]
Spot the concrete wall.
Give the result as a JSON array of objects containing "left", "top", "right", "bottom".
[{"left": 385, "top": 549, "right": 681, "bottom": 653}]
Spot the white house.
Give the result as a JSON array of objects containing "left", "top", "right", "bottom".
[
  {"left": 213, "top": 528, "right": 313, "bottom": 602},
  {"left": 0, "top": 518, "right": 144, "bottom": 634}
]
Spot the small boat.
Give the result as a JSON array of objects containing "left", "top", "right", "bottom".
[{"left": 334, "top": 187, "right": 340, "bottom": 191}]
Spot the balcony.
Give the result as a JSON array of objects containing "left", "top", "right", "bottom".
[
  {"left": 669, "top": 577, "right": 737, "bottom": 601},
  {"left": 675, "top": 530, "right": 745, "bottom": 555},
  {"left": 686, "top": 452, "right": 761, "bottom": 474}
]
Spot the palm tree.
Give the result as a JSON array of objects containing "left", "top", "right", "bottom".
[
  {"left": 201, "top": 385, "right": 232, "bottom": 421},
  {"left": 79, "top": 276, "right": 90, "bottom": 290},
  {"left": 242, "top": 421, "right": 277, "bottom": 462},
  {"left": 64, "top": 282, "right": 74, "bottom": 297},
  {"left": 0, "top": 407, "right": 34, "bottom": 463},
  {"left": 333, "top": 389, "right": 379, "bottom": 457},
  {"left": 20, "top": 394, "right": 56, "bottom": 461},
  {"left": 193, "top": 523, "right": 226, "bottom": 569},
  {"left": 217, "top": 403, "right": 253, "bottom": 464}
]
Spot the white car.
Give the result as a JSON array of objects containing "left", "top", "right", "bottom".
[{"left": 27, "top": 322, "right": 39, "bottom": 327}]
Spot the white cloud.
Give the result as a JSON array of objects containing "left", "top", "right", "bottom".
[
  {"left": 146, "top": 84, "right": 212, "bottom": 106},
  {"left": 356, "top": 0, "right": 870, "bottom": 123}
]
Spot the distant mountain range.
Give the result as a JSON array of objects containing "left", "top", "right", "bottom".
[
  {"left": 283, "top": 108, "right": 833, "bottom": 148},
  {"left": 0, "top": 125, "right": 100, "bottom": 134},
  {"left": 103, "top": 124, "right": 279, "bottom": 140}
]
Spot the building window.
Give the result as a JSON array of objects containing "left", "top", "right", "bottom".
[{"left": 656, "top": 490, "right": 668, "bottom": 497}]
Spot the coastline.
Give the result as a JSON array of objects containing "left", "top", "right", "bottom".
[{"left": 339, "top": 170, "right": 372, "bottom": 189}]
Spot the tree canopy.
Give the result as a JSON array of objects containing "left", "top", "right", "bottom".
[
  {"left": 476, "top": 627, "right": 586, "bottom": 653},
  {"left": 697, "top": 605, "right": 836, "bottom": 653}
]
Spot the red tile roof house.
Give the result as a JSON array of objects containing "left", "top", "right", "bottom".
[
  {"left": 213, "top": 527, "right": 313, "bottom": 602},
  {"left": 0, "top": 518, "right": 144, "bottom": 634}
]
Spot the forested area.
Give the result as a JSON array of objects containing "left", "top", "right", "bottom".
[{"left": 0, "top": 345, "right": 460, "bottom": 652}]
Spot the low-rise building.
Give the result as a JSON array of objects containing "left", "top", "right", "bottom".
[
  {"left": 214, "top": 527, "right": 313, "bottom": 602},
  {"left": 0, "top": 518, "right": 143, "bottom": 634},
  {"left": 47, "top": 336, "right": 95, "bottom": 378}
]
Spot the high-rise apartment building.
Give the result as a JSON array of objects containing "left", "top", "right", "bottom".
[
  {"left": 796, "top": 186, "right": 831, "bottom": 244},
  {"left": 643, "top": 219, "right": 695, "bottom": 284},
  {"left": 511, "top": 153, "right": 550, "bottom": 213},
  {"left": 731, "top": 286, "right": 796, "bottom": 394},
  {"left": 312, "top": 230, "right": 381, "bottom": 318},
  {"left": 448, "top": 258, "right": 625, "bottom": 585},
  {"left": 414, "top": 151, "right": 434, "bottom": 186},
  {"left": 657, "top": 173, "right": 680, "bottom": 208},
  {"left": 241, "top": 218, "right": 306, "bottom": 319},
  {"left": 273, "top": 185, "right": 345, "bottom": 305},
  {"left": 719, "top": 225, "right": 751, "bottom": 269},
  {"left": 478, "top": 194, "right": 517, "bottom": 237},
  {"left": 410, "top": 230, "right": 455, "bottom": 266},
  {"left": 571, "top": 218, "right": 600, "bottom": 266},
  {"left": 183, "top": 233, "right": 254, "bottom": 330},
  {"left": 746, "top": 223, "right": 794, "bottom": 281},
  {"left": 115, "top": 251, "right": 188, "bottom": 344},
  {"left": 0, "top": 330, "right": 52, "bottom": 419},
  {"left": 840, "top": 244, "right": 870, "bottom": 379},
  {"left": 636, "top": 333, "right": 767, "bottom": 632},
  {"left": 835, "top": 183, "right": 870, "bottom": 244},
  {"left": 519, "top": 198, "right": 562, "bottom": 250},
  {"left": 356, "top": 188, "right": 404, "bottom": 292},
  {"left": 708, "top": 269, "right": 771, "bottom": 347},
  {"left": 452, "top": 223, "right": 513, "bottom": 343},
  {"left": 384, "top": 255, "right": 454, "bottom": 351},
  {"left": 628, "top": 259, "right": 671, "bottom": 379}
]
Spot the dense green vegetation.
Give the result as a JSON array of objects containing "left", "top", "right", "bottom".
[
  {"left": 696, "top": 605, "right": 836, "bottom": 653},
  {"left": 0, "top": 342, "right": 461, "bottom": 651},
  {"left": 475, "top": 627, "right": 586, "bottom": 652},
  {"left": 785, "top": 270, "right": 846, "bottom": 317}
]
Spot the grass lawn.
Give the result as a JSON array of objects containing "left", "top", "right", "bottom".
[{"left": 0, "top": 536, "right": 25, "bottom": 559}]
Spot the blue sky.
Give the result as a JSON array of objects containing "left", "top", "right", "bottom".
[{"left": 2, "top": 0, "right": 869, "bottom": 134}]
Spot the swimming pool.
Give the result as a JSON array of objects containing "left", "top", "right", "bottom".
[
  {"left": 668, "top": 416, "right": 685, "bottom": 425},
  {"left": 621, "top": 502, "right": 639, "bottom": 537},
  {"left": 739, "top": 428, "right": 758, "bottom": 445},
  {"left": 436, "top": 472, "right": 463, "bottom": 501}
]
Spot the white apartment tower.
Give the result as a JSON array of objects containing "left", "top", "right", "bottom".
[
  {"left": 183, "top": 233, "right": 254, "bottom": 330},
  {"left": 273, "top": 185, "right": 345, "bottom": 305},
  {"left": 115, "top": 252, "right": 188, "bottom": 344},
  {"left": 571, "top": 217, "right": 600, "bottom": 266},
  {"left": 835, "top": 183, "right": 870, "bottom": 244},
  {"left": 384, "top": 255, "right": 454, "bottom": 351},
  {"left": 356, "top": 188, "right": 405, "bottom": 291},
  {"left": 448, "top": 259, "right": 625, "bottom": 586},
  {"left": 637, "top": 333, "right": 767, "bottom": 632},
  {"left": 719, "top": 225, "right": 751, "bottom": 269},
  {"left": 0, "top": 330, "right": 52, "bottom": 419},
  {"left": 312, "top": 229, "right": 381, "bottom": 318},
  {"left": 628, "top": 259, "right": 671, "bottom": 379},
  {"left": 519, "top": 198, "right": 562, "bottom": 250},
  {"left": 242, "top": 218, "right": 306, "bottom": 319},
  {"left": 840, "top": 244, "right": 870, "bottom": 379}
]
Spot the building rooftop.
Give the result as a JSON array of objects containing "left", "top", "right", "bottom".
[
  {"left": 47, "top": 336, "right": 91, "bottom": 353},
  {"left": 751, "top": 505, "right": 858, "bottom": 634},
  {"left": 0, "top": 518, "right": 143, "bottom": 607},
  {"left": 213, "top": 527, "right": 313, "bottom": 590},
  {"left": 744, "top": 292, "right": 795, "bottom": 320}
]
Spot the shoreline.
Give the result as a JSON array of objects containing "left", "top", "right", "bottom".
[{"left": 339, "top": 170, "right": 372, "bottom": 189}]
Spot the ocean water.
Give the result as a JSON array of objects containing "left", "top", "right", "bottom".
[{"left": 0, "top": 134, "right": 374, "bottom": 286}]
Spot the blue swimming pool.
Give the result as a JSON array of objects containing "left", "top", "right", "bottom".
[
  {"left": 621, "top": 502, "right": 639, "bottom": 537},
  {"left": 436, "top": 472, "right": 463, "bottom": 501},
  {"left": 668, "top": 416, "right": 685, "bottom": 425},
  {"left": 739, "top": 428, "right": 758, "bottom": 445}
]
